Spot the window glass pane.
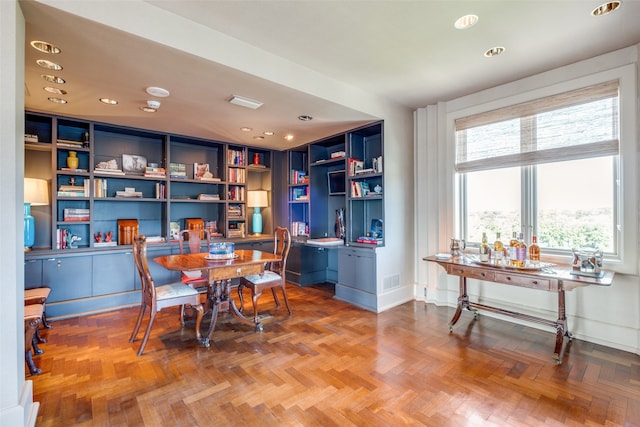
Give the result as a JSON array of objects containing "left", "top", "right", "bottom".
[
  {"left": 537, "top": 157, "right": 614, "bottom": 252},
  {"left": 465, "top": 167, "right": 520, "bottom": 243}
]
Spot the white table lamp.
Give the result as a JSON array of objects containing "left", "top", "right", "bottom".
[
  {"left": 24, "top": 178, "right": 49, "bottom": 250},
  {"left": 247, "top": 190, "right": 268, "bottom": 235}
]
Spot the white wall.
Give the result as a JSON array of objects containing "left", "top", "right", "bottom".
[
  {"left": 0, "top": 2, "right": 38, "bottom": 427},
  {"left": 415, "top": 45, "right": 640, "bottom": 355}
]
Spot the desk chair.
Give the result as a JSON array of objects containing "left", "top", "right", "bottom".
[
  {"left": 129, "top": 235, "right": 204, "bottom": 356},
  {"left": 238, "top": 227, "right": 292, "bottom": 328},
  {"left": 178, "top": 229, "right": 210, "bottom": 324}
]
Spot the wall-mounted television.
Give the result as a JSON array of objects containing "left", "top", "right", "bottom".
[{"left": 328, "top": 170, "right": 346, "bottom": 195}]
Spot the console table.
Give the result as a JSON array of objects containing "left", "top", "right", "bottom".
[{"left": 423, "top": 255, "right": 614, "bottom": 364}]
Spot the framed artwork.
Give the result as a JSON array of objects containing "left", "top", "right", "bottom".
[
  {"left": 194, "top": 163, "right": 214, "bottom": 180},
  {"left": 122, "top": 154, "right": 147, "bottom": 174}
]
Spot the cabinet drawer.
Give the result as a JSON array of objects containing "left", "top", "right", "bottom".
[
  {"left": 208, "top": 264, "right": 263, "bottom": 281},
  {"left": 494, "top": 272, "right": 556, "bottom": 290},
  {"left": 446, "top": 265, "right": 494, "bottom": 281}
]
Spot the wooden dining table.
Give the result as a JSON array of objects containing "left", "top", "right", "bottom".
[{"left": 154, "top": 249, "right": 281, "bottom": 347}]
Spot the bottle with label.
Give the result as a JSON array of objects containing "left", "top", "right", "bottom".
[
  {"left": 493, "top": 232, "right": 504, "bottom": 264},
  {"left": 513, "top": 232, "right": 527, "bottom": 268},
  {"left": 529, "top": 235, "right": 540, "bottom": 265},
  {"left": 508, "top": 231, "right": 518, "bottom": 266},
  {"left": 479, "top": 232, "right": 491, "bottom": 262}
]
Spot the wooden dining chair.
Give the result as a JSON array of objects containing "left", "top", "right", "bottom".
[
  {"left": 238, "top": 226, "right": 292, "bottom": 328},
  {"left": 178, "top": 229, "right": 210, "bottom": 324},
  {"left": 129, "top": 235, "right": 204, "bottom": 356}
]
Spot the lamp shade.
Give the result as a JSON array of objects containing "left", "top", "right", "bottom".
[
  {"left": 24, "top": 178, "right": 49, "bottom": 206},
  {"left": 247, "top": 190, "right": 268, "bottom": 208}
]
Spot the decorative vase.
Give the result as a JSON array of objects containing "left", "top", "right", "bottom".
[{"left": 67, "top": 151, "right": 79, "bottom": 169}]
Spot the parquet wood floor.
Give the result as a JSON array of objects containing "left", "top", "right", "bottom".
[{"left": 31, "top": 283, "right": 639, "bottom": 426}]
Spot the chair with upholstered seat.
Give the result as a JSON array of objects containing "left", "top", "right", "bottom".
[
  {"left": 129, "top": 235, "right": 204, "bottom": 356},
  {"left": 238, "top": 226, "right": 292, "bottom": 327},
  {"left": 178, "top": 229, "right": 210, "bottom": 325},
  {"left": 24, "top": 303, "right": 44, "bottom": 375},
  {"left": 24, "top": 287, "right": 52, "bottom": 329}
]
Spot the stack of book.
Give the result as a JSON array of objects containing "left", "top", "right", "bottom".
[
  {"left": 63, "top": 208, "right": 90, "bottom": 222},
  {"left": 169, "top": 162, "right": 187, "bottom": 179},
  {"left": 144, "top": 166, "right": 166, "bottom": 178},
  {"left": 58, "top": 184, "right": 88, "bottom": 197},
  {"left": 226, "top": 223, "right": 245, "bottom": 238},
  {"left": 197, "top": 193, "right": 220, "bottom": 201},
  {"left": 356, "top": 236, "right": 383, "bottom": 245},
  {"left": 94, "top": 168, "right": 125, "bottom": 176},
  {"left": 57, "top": 138, "right": 85, "bottom": 149},
  {"left": 228, "top": 204, "right": 244, "bottom": 217},
  {"left": 115, "top": 189, "right": 143, "bottom": 198}
]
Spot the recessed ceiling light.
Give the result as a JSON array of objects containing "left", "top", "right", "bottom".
[
  {"left": 145, "top": 86, "right": 170, "bottom": 97},
  {"left": 240, "top": 127, "right": 253, "bottom": 132},
  {"left": 229, "top": 95, "right": 263, "bottom": 109},
  {"left": 263, "top": 131, "right": 274, "bottom": 136},
  {"left": 43, "top": 86, "right": 67, "bottom": 95},
  {"left": 48, "top": 97, "right": 67, "bottom": 104},
  {"left": 298, "top": 115, "right": 313, "bottom": 121},
  {"left": 591, "top": 1, "right": 621, "bottom": 16},
  {"left": 99, "top": 98, "right": 118, "bottom": 105},
  {"left": 484, "top": 46, "right": 505, "bottom": 57},
  {"left": 36, "top": 59, "right": 62, "bottom": 70},
  {"left": 41, "top": 74, "right": 65, "bottom": 84},
  {"left": 253, "top": 136, "right": 265, "bottom": 140},
  {"left": 30, "top": 40, "right": 61, "bottom": 54},
  {"left": 454, "top": 14, "right": 478, "bottom": 29},
  {"left": 139, "top": 106, "right": 157, "bottom": 113},
  {"left": 284, "top": 134, "right": 294, "bottom": 141}
]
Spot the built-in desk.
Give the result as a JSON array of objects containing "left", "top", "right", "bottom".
[{"left": 423, "top": 255, "right": 614, "bottom": 364}]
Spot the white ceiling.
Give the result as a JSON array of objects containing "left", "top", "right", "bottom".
[{"left": 21, "top": 0, "right": 640, "bottom": 151}]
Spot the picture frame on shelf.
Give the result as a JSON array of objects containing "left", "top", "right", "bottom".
[
  {"left": 122, "top": 154, "right": 147, "bottom": 175},
  {"left": 193, "top": 163, "right": 212, "bottom": 180}
]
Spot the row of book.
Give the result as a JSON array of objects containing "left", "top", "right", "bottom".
[
  {"left": 291, "top": 221, "right": 309, "bottom": 237},
  {"left": 169, "top": 162, "right": 187, "bottom": 178},
  {"left": 350, "top": 181, "right": 370, "bottom": 198},
  {"left": 144, "top": 166, "right": 166, "bottom": 178},
  {"left": 348, "top": 156, "right": 383, "bottom": 176},
  {"left": 290, "top": 170, "right": 308, "bottom": 185},
  {"left": 227, "top": 167, "right": 246, "bottom": 183},
  {"left": 227, "top": 149, "right": 245, "bottom": 165},
  {"left": 57, "top": 183, "right": 89, "bottom": 197},
  {"left": 228, "top": 186, "right": 245, "bottom": 201}
]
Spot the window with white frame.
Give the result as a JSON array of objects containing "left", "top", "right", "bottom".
[{"left": 455, "top": 81, "right": 619, "bottom": 256}]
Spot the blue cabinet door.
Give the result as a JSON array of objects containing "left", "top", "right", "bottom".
[
  {"left": 43, "top": 256, "right": 92, "bottom": 302},
  {"left": 92, "top": 251, "right": 136, "bottom": 296},
  {"left": 24, "top": 258, "right": 43, "bottom": 289}
]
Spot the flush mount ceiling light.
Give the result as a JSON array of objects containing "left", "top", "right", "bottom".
[
  {"left": 591, "top": 1, "right": 621, "bottom": 16},
  {"left": 229, "top": 95, "right": 263, "bottom": 110},
  {"left": 284, "top": 134, "right": 294, "bottom": 141},
  {"left": 263, "top": 131, "right": 274, "bottom": 136},
  {"left": 48, "top": 97, "right": 67, "bottom": 104},
  {"left": 99, "top": 98, "right": 118, "bottom": 105},
  {"left": 30, "top": 40, "right": 61, "bottom": 54},
  {"left": 41, "top": 74, "right": 65, "bottom": 84},
  {"left": 454, "top": 14, "right": 478, "bottom": 29},
  {"left": 43, "top": 86, "right": 67, "bottom": 95},
  {"left": 139, "top": 106, "right": 157, "bottom": 113},
  {"left": 36, "top": 59, "right": 62, "bottom": 70},
  {"left": 298, "top": 115, "right": 313, "bottom": 121},
  {"left": 253, "top": 136, "right": 265, "bottom": 140},
  {"left": 484, "top": 46, "right": 505, "bottom": 57},
  {"left": 240, "top": 127, "right": 253, "bottom": 132},
  {"left": 145, "top": 86, "right": 170, "bottom": 97},
  {"left": 147, "top": 100, "right": 161, "bottom": 109}
]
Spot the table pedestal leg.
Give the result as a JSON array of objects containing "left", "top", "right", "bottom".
[
  {"left": 553, "top": 289, "right": 570, "bottom": 364},
  {"left": 450, "top": 277, "right": 473, "bottom": 331}
]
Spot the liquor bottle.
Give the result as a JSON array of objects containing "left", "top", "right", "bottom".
[
  {"left": 513, "top": 232, "right": 527, "bottom": 268},
  {"left": 479, "top": 232, "right": 490, "bottom": 262},
  {"left": 508, "top": 231, "right": 518, "bottom": 266},
  {"left": 529, "top": 235, "right": 540, "bottom": 265},
  {"left": 493, "top": 232, "right": 504, "bottom": 264}
]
